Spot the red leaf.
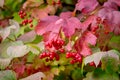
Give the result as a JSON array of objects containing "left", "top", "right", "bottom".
[
  {"left": 74, "top": 31, "right": 97, "bottom": 57},
  {"left": 105, "top": 11, "right": 120, "bottom": 35},
  {"left": 62, "top": 17, "right": 81, "bottom": 37},
  {"left": 80, "top": 43, "right": 92, "bottom": 57},
  {"left": 84, "top": 31, "right": 97, "bottom": 45},
  {"left": 13, "top": 63, "right": 25, "bottom": 78},
  {"left": 103, "top": 1, "right": 118, "bottom": 10},
  {"left": 75, "top": 0, "right": 99, "bottom": 13},
  {"left": 81, "top": 15, "right": 96, "bottom": 32},
  {"left": 60, "top": 11, "right": 72, "bottom": 19},
  {"left": 109, "top": 0, "right": 120, "bottom": 7},
  {"left": 35, "top": 16, "right": 59, "bottom": 35}
]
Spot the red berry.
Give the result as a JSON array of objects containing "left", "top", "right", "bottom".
[
  {"left": 75, "top": 54, "right": 80, "bottom": 59},
  {"left": 104, "top": 30, "right": 109, "bottom": 34},
  {"left": 71, "top": 52, "right": 76, "bottom": 58},
  {"left": 42, "top": 52, "right": 47, "bottom": 58},
  {"left": 19, "top": 10, "right": 24, "bottom": 15},
  {"left": 20, "top": 15, "right": 24, "bottom": 19},
  {"left": 22, "top": 21, "right": 26, "bottom": 25},
  {"left": 49, "top": 54, "right": 54, "bottom": 60},
  {"left": 66, "top": 52, "right": 71, "bottom": 58},
  {"left": 102, "top": 19, "right": 107, "bottom": 24},
  {"left": 59, "top": 49, "right": 65, "bottom": 53},
  {"left": 55, "top": 54, "right": 60, "bottom": 61},
  {"left": 96, "top": 17, "right": 101, "bottom": 22},
  {"left": 70, "top": 59, "right": 76, "bottom": 64},
  {"left": 28, "top": 19, "right": 33, "bottom": 23},
  {"left": 60, "top": 40, "right": 64, "bottom": 45},
  {"left": 46, "top": 58, "right": 49, "bottom": 62},
  {"left": 30, "top": 24, "right": 33, "bottom": 28},
  {"left": 56, "top": 40, "right": 60, "bottom": 44},
  {"left": 39, "top": 54, "right": 43, "bottom": 59},
  {"left": 23, "top": 12, "right": 27, "bottom": 16},
  {"left": 92, "top": 26, "right": 99, "bottom": 32},
  {"left": 77, "top": 57, "right": 82, "bottom": 63},
  {"left": 46, "top": 42, "right": 52, "bottom": 48},
  {"left": 24, "top": 19, "right": 28, "bottom": 24},
  {"left": 89, "top": 62, "right": 96, "bottom": 67}
]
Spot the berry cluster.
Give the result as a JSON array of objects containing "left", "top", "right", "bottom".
[
  {"left": 18, "top": 10, "right": 26, "bottom": 19},
  {"left": 46, "top": 39, "right": 64, "bottom": 50},
  {"left": 18, "top": 10, "right": 33, "bottom": 27},
  {"left": 66, "top": 52, "right": 82, "bottom": 64},
  {"left": 96, "top": 17, "right": 110, "bottom": 34},
  {"left": 39, "top": 52, "right": 59, "bottom": 61}
]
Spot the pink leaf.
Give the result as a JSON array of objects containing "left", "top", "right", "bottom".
[
  {"left": 75, "top": 0, "right": 99, "bottom": 13},
  {"left": 80, "top": 43, "right": 92, "bottom": 57},
  {"left": 45, "top": 19, "right": 63, "bottom": 33},
  {"left": 13, "top": 63, "right": 25, "bottom": 78},
  {"left": 74, "top": 31, "right": 97, "bottom": 57},
  {"left": 17, "top": 30, "right": 36, "bottom": 43},
  {"left": 81, "top": 15, "right": 96, "bottom": 32},
  {"left": 103, "top": 1, "right": 118, "bottom": 10},
  {"left": 62, "top": 17, "right": 81, "bottom": 37},
  {"left": 109, "top": 0, "right": 120, "bottom": 7},
  {"left": 60, "top": 11, "right": 72, "bottom": 19},
  {"left": 35, "top": 16, "right": 59, "bottom": 35},
  {"left": 84, "top": 31, "right": 97, "bottom": 45},
  {"left": 105, "top": 11, "right": 120, "bottom": 35}
]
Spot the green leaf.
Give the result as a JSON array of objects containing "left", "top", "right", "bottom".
[
  {"left": 83, "top": 70, "right": 119, "bottom": 80},
  {"left": 101, "top": 57, "right": 119, "bottom": 73},
  {"left": 72, "top": 68, "right": 83, "bottom": 80},
  {"left": 27, "top": 52, "right": 36, "bottom": 63},
  {"left": 27, "top": 43, "right": 41, "bottom": 55},
  {"left": 108, "top": 35, "right": 120, "bottom": 51},
  {"left": 13, "top": 12, "right": 22, "bottom": 23},
  {"left": 0, "top": 70, "right": 17, "bottom": 80}
]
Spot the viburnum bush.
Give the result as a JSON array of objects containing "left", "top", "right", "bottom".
[{"left": 0, "top": 0, "right": 120, "bottom": 80}]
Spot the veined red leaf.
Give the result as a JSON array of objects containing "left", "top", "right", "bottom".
[{"left": 75, "top": 0, "right": 99, "bottom": 13}]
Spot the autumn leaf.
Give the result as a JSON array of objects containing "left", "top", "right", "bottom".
[
  {"left": 35, "top": 16, "right": 59, "bottom": 35},
  {"left": 12, "top": 63, "right": 26, "bottom": 78},
  {"left": 75, "top": 0, "right": 99, "bottom": 14},
  {"left": 74, "top": 31, "right": 97, "bottom": 57},
  {"left": 62, "top": 17, "right": 81, "bottom": 37}
]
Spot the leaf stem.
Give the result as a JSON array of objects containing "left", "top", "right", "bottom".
[{"left": 81, "top": 58, "right": 84, "bottom": 76}]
